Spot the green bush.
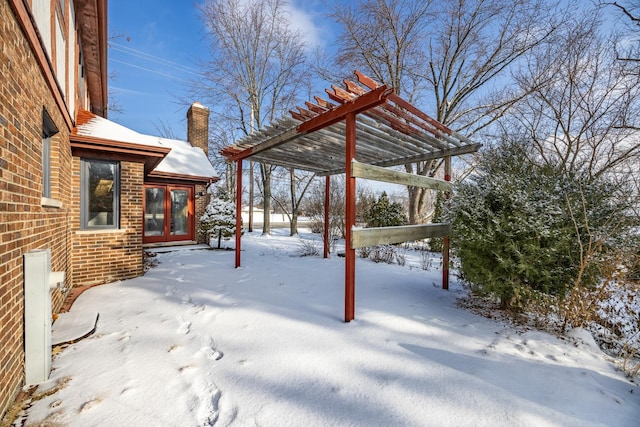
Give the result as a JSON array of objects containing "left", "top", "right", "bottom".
[
  {"left": 445, "top": 141, "right": 625, "bottom": 308},
  {"left": 429, "top": 191, "right": 444, "bottom": 252},
  {"left": 364, "top": 192, "right": 408, "bottom": 227}
]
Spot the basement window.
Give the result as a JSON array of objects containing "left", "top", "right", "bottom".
[
  {"left": 42, "top": 108, "right": 58, "bottom": 199},
  {"left": 80, "top": 159, "right": 120, "bottom": 229}
]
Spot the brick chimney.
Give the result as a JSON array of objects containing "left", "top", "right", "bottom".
[{"left": 187, "top": 102, "right": 210, "bottom": 155}]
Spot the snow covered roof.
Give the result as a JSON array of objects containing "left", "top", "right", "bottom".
[{"left": 72, "top": 110, "right": 217, "bottom": 182}]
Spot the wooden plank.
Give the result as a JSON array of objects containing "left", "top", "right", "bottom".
[
  {"left": 351, "top": 161, "right": 453, "bottom": 192},
  {"left": 298, "top": 85, "right": 394, "bottom": 134},
  {"left": 368, "top": 143, "right": 482, "bottom": 168},
  {"left": 225, "top": 125, "right": 300, "bottom": 161},
  {"left": 352, "top": 223, "right": 451, "bottom": 248}
]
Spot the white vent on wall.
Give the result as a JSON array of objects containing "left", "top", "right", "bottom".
[{"left": 23, "top": 249, "right": 65, "bottom": 385}]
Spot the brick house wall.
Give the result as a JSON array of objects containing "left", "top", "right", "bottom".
[
  {"left": 71, "top": 160, "right": 145, "bottom": 285},
  {"left": 0, "top": 0, "right": 73, "bottom": 416},
  {"left": 1, "top": 1, "right": 214, "bottom": 418}
]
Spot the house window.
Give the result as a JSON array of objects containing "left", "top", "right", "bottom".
[
  {"left": 42, "top": 108, "right": 58, "bottom": 198},
  {"left": 81, "top": 159, "right": 120, "bottom": 229}
]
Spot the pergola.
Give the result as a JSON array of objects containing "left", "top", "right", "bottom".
[{"left": 221, "top": 71, "right": 481, "bottom": 322}]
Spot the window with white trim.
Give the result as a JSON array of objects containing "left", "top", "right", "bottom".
[{"left": 81, "top": 159, "right": 120, "bottom": 229}]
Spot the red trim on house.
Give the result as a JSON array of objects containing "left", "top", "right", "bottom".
[
  {"left": 74, "top": 0, "right": 108, "bottom": 117},
  {"left": 70, "top": 134, "right": 170, "bottom": 173},
  {"left": 147, "top": 171, "right": 217, "bottom": 184}
]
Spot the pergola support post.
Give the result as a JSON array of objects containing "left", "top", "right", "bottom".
[
  {"left": 442, "top": 155, "right": 451, "bottom": 290},
  {"left": 235, "top": 159, "right": 243, "bottom": 268},
  {"left": 324, "top": 175, "right": 330, "bottom": 259},
  {"left": 345, "top": 112, "right": 356, "bottom": 322}
]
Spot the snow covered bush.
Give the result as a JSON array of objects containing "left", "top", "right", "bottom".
[
  {"left": 369, "top": 245, "right": 396, "bottom": 264},
  {"left": 357, "top": 246, "right": 372, "bottom": 259},
  {"left": 198, "top": 186, "right": 237, "bottom": 248},
  {"left": 446, "top": 140, "right": 630, "bottom": 309},
  {"left": 296, "top": 238, "right": 320, "bottom": 257},
  {"left": 585, "top": 280, "right": 640, "bottom": 356}
]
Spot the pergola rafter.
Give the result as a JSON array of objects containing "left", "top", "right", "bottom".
[{"left": 220, "top": 71, "right": 481, "bottom": 322}]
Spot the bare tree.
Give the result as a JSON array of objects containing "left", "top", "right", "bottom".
[
  {"left": 601, "top": 1, "right": 640, "bottom": 63},
  {"left": 153, "top": 119, "right": 179, "bottom": 140},
  {"left": 330, "top": 0, "right": 563, "bottom": 223},
  {"left": 506, "top": 8, "right": 640, "bottom": 181},
  {"left": 194, "top": 0, "right": 310, "bottom": 235},
  {"left": 106, "top": 32, "right": 129, "bottom": 116},
  {"left": 271, "top": 168, "right": 316, "bottom": 236}
]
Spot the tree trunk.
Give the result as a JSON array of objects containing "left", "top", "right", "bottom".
[
  {"left": 262, "top": 164, "right": 271, "bottom": 235},
  {"left": 289, "top": 168, "right": 297, "bottom": 236},
  {"left": 290, "top": 212, "right": 298, "bottom": 236}
]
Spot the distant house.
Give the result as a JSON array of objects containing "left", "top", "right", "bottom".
[{"left": 0, "top": 0, "right": 217, "bottom": 417}]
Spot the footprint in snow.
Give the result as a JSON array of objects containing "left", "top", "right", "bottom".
[
  {"left": 181, "top": 294, "right": 195, "bottom": 306},
  {"left": 176, "top": 316, "right": 191, "bottom": 335},
  {"left": 200, "top": 336, "right": 223, "bottom": 360},
  {"left": 200, "top": 389, "right": 221, "bottom": 426},
  {"left": 79, "top": 397, "right": 102, "bottom": 412}
]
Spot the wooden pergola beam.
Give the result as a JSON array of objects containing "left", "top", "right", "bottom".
[
  {"left": 299, "top": 85, "right": 394, "bottom": 134},
  {"left": 351, "top": 161, "right": 453, "bottom": 192},
  {"left": 225, "top": 126, "right": 300, "bottom": 162},
  {"left": 345, "top": 112, "right": 357, "bottom": 322},
  {"left": 352, "top": 224, "right": 451, "bottom": 248}
]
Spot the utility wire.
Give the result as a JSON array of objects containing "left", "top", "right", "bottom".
[
  {"left": 109, "top": 58, "right": 190, "bottom": 82},
  {"left": 109, "top": 42, "right": 201, "bottom": 77}
]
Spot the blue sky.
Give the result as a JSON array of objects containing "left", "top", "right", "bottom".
[{"left": 107, "top": 0, "right": 332, "bottom": 138}]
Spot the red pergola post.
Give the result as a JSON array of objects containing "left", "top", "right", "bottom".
[
  {"left": 324, "top": 175, "right": 330, "bottom": 259},
  {"left": 442, "top": 155, "right": 451, "bottom": 289},
  {"left": 345, "top": 112, "right": 357, "bottom": 322},
  {"left": 235, "top": 159, "right": 243, "bottom": 268}
]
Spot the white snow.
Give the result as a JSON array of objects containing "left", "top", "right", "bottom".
[
  {"left": 75, "top": 113, "right": 217, "bottom": 179},
  {"left": 19, "top": 230, "right": 639, "bottom": 426}
]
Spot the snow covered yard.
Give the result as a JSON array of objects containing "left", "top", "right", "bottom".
[{"left": 18, "top": 230, "right": 640, "bottom": 426}]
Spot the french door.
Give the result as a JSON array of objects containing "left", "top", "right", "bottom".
[{"left": 143, "top": 184, "right": 194, "bottom": 243}]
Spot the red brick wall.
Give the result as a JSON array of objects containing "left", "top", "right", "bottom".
[
  {"left": 187, "top": 102, "right": 210, "bottom": 156},
  {"left": 195, "top": 183, "right": 209, "bottom": 244},
  {"left": 70, "top": 160, "right": 144, "bottom": 285},
  {"left": 0, "top": 1, "right": 73, "bottom": 417}
]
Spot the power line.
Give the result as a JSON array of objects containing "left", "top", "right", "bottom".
[
  {"left": 109, "top": 42, "right": 201, "bottom": 77},
  {"left": 109, "top": 58, "right": 190, "bottom": 82}
]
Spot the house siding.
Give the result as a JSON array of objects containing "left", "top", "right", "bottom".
[
  {"left": 0, "top": 0, "right": 73, "bottom": 416},
  {"left": 71, "top": 160, "right": 144, "bottom": 285}
]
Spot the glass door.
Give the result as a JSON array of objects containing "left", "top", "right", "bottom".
[
  {"left": 170, "top": 189, "right": 189, "bottom": 237},
  {"left": 143, "top": 184, "right": 194, "bottom": 243},
  {"left": 144, "top": 187, "right": 165, "bottom": 237}
]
